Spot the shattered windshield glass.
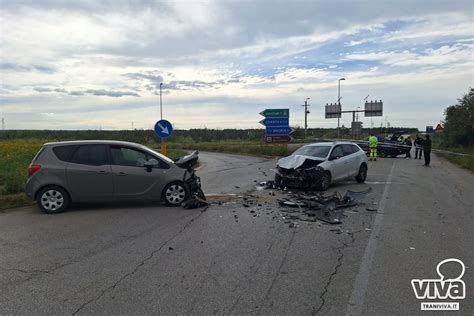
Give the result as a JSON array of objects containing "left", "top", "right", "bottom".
[{"left": 293, "top": 145, "right": 331, "bottom": 158}]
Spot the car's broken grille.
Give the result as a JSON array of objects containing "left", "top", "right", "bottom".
[{"left": 278, "top": 167, "right": 296, "bottom": 176}]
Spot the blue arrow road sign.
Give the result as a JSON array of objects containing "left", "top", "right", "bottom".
[
  {"left": 259, "top": 117, "right": 289, "bottom": 127},
  {"left": 154, "top": 119, "right": 173, "bottom": 138},
  {"left": 265, "top": 126, "right": 295, "bottom": 136}
]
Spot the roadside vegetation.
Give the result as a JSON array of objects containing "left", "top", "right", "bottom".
[
  {"left": 433, "top": 88, "right": 474, "bottom": 172},
  {"left": 165, "top": 139, "right": 292, "bottom": 157}
]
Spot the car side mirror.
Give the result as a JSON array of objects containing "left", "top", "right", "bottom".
[
  {"left": 144, "top": 158, "right": 160, "bottom": 172},
  {"left": 144, "top": 159, "right": 158, "bottom": 172},
  {"left": 144, "top": 161, "right": 153, "bottom": 172}
]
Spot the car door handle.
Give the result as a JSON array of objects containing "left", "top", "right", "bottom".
[
  {"left": 97, "top": 170, "right": 108, "bottom": 174},
  {"left": 117, "top": 172, "right": 127, "bottom": 176}
]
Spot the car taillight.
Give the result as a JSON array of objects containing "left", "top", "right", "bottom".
[{"left": 28, "top": 164, "right": 41, "bottom": 177}]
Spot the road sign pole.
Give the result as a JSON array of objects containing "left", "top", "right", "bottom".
[{"left": 161, "top": 143, "right": 167, "bottom": 156}]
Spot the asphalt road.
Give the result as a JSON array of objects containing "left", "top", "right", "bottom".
[{"left": 0, "top": 152, "right": 473, "bottom": 315}]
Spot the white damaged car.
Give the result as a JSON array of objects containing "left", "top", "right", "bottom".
[{"left": 275, "top": 142, "right": 368, "bottom": 190}]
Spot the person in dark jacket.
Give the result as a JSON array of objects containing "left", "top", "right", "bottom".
[
  {"left": 405, "top": 137, "right": 412, "bottom": 159},
  {"left": 414, "top": 135, "right": 423, "bottom": 159},
  {"left": 423, "top": 134, "right": 432, "bottom": 166}
]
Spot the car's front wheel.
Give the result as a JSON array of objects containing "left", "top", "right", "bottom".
[
  {"left": 356, "top": 163, "right": 367, "bottom": 183},
  {"left": 163, "top": 182, "right": 190, "bottom": 206},
  {"left": 274, "top": 173, "right": 285, "bottom": 188},
  {"left": 36, "top": 186, "right": 70, "bottom": 214},
  {"left": 316, "top": 171, "right": 331, "bottom": 191}
]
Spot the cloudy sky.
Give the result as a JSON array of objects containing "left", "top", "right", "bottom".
[{"left": 0, "top": 0, "right": 473, "bottom": 130}]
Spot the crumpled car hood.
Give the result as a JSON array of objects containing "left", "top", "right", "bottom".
[
  {"left": 277, "top": 155, "right": 325, "bottom": 170},
  {"left": 175, "top": 150, "right": 199, "bottom": 169}
]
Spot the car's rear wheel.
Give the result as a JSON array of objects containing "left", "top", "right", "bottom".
[
  {"left": 37, "top": 186, "right": 70, "bottom": 214},
  {"left": 163, "top": 182, "right": 189, "bottom": 206},
  {"left": 356, "top": 163, "right": 367, "bottom": 183},
  {"left": 379, "top": 150, "right": 387, "bottom": 158},
  {"left": 316, "top": 171, "right": 331, "bottom": 191}
]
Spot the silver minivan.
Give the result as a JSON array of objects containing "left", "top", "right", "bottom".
[{"left": 26, "top": 140, "right": 203, "bottom": 213}]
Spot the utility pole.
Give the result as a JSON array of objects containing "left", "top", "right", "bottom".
[
  {"left": 131, "top": 121, "right": 134, "bottom": 130},
  {"left": 337, "top": 78, "right": 345, "bottom": 139},
  {"left": 302, "top": 98, "right": 310, "bottom": 138},
  {"left": 1, "top": 103, "right": 4, "bottom": 130},
  {"left": 159, "top": 83, "right": 163, "bottom": 120}
]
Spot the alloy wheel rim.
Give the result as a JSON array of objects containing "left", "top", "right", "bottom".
[
  {"left": 166, "top": 184, "right": 186, "bottom": 204},
  {"left": 41, "top": 190, "right": 64, "bottom": 211}
]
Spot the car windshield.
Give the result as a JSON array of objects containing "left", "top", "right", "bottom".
[{"left": 293, "top": 145, "right": 331, "bottom": 158}]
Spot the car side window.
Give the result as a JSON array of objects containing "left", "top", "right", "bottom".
[
  {"left": 342, "top": 144, "right": 354, "bottom": 156},
  {"left": 71, "top": 145, "right": 109, "bottom": 166},
  {"left": 111, "top": 146, "right": 147, "bottom": 167},
  {"left": 351, "top": 144, "right": 360, "bottom": 153},
  {"left": 145, "top": 155, "right": 170, "bottom": 169},
  {"left": 330, "top": 145, "right": 344, "bottom": 158},
  {"left": 53, "top": 145, "right": 78, "bottom": 162}
]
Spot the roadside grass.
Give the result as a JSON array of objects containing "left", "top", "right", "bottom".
[
  {"left": 434, "top": 146, "right": 474, "bottom": 173},
  {"left": 166, "top": 140, "right": 293, "bottom": 157}
]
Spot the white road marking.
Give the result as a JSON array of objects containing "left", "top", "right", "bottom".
[{"left": 345, "top": 160, "right": 396, "bottom": 316}]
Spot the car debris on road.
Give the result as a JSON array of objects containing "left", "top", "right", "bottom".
[{"left": 276, "top": 187, "right": 372, "bottom": 225}]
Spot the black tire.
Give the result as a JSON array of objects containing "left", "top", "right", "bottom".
[
  {"left": 355, "top": 163, "right": 367, "bottom": 183},
  {"left": 36, "top": 185, "right": 70, "bottom": 214},
  {"left": 379, "top": 150, "right": 387, "bottom": 158},
  {"left": 163, "top": 181, "right": 190, "bottom": 206},
  {"left": 316, "top": 171, "right": 331, "bottom": 191}
]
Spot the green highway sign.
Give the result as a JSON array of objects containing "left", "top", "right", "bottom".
[{"left": 259, "top": 109, "right": 289, "bottom": 117}]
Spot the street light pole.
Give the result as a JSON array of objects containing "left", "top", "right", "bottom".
[
  {"left": 159, "top": 83, "right": 163, "bottom": 120},
  {"left": 337, "top": 78, "right": 345, "bottom": 139}
]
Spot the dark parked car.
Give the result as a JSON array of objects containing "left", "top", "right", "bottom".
[
  {"left": 355, "top": 141, "right": 410, "bottom": 158},
  {"left": 26, "top": 140, "right": 203, "bottom": 213}
]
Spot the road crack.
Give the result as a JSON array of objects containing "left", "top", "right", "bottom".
[
  {"left": 71, "top": 208, "right": 207, "bottom": 315},
  {"left": 312, "top": 230, "right": 360, "bottom": 315},
  {"left": 256, "top": 227, "right": 297, "bottom": 315}
]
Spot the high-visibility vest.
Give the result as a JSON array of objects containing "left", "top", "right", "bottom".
[{"left": 368, "top": 136, "right": 378, "bottom": 147}]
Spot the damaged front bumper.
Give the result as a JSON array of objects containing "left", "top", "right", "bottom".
[
  {"left": 186, "top": 172, "right": 204, "bottom": 198},
  {"left": 275, "top": 166, "right": 325, "bottom": 188}
]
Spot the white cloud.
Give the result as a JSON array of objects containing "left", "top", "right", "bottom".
[{"left": 1, "top": 1, "right": 473, "bottom": 130}]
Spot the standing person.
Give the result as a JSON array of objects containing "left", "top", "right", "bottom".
[
  {"left": 414, "top": 134, "right": 423, "bottom": 159},
  {"left": 423, "top": 134, "right": 432, "bottom": 166},
  {"left": 405, "top": 137, "right": 412, "bottom": 159},
  {"left": 368, "top": 133, "right": 378, "bottom": 161}
]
